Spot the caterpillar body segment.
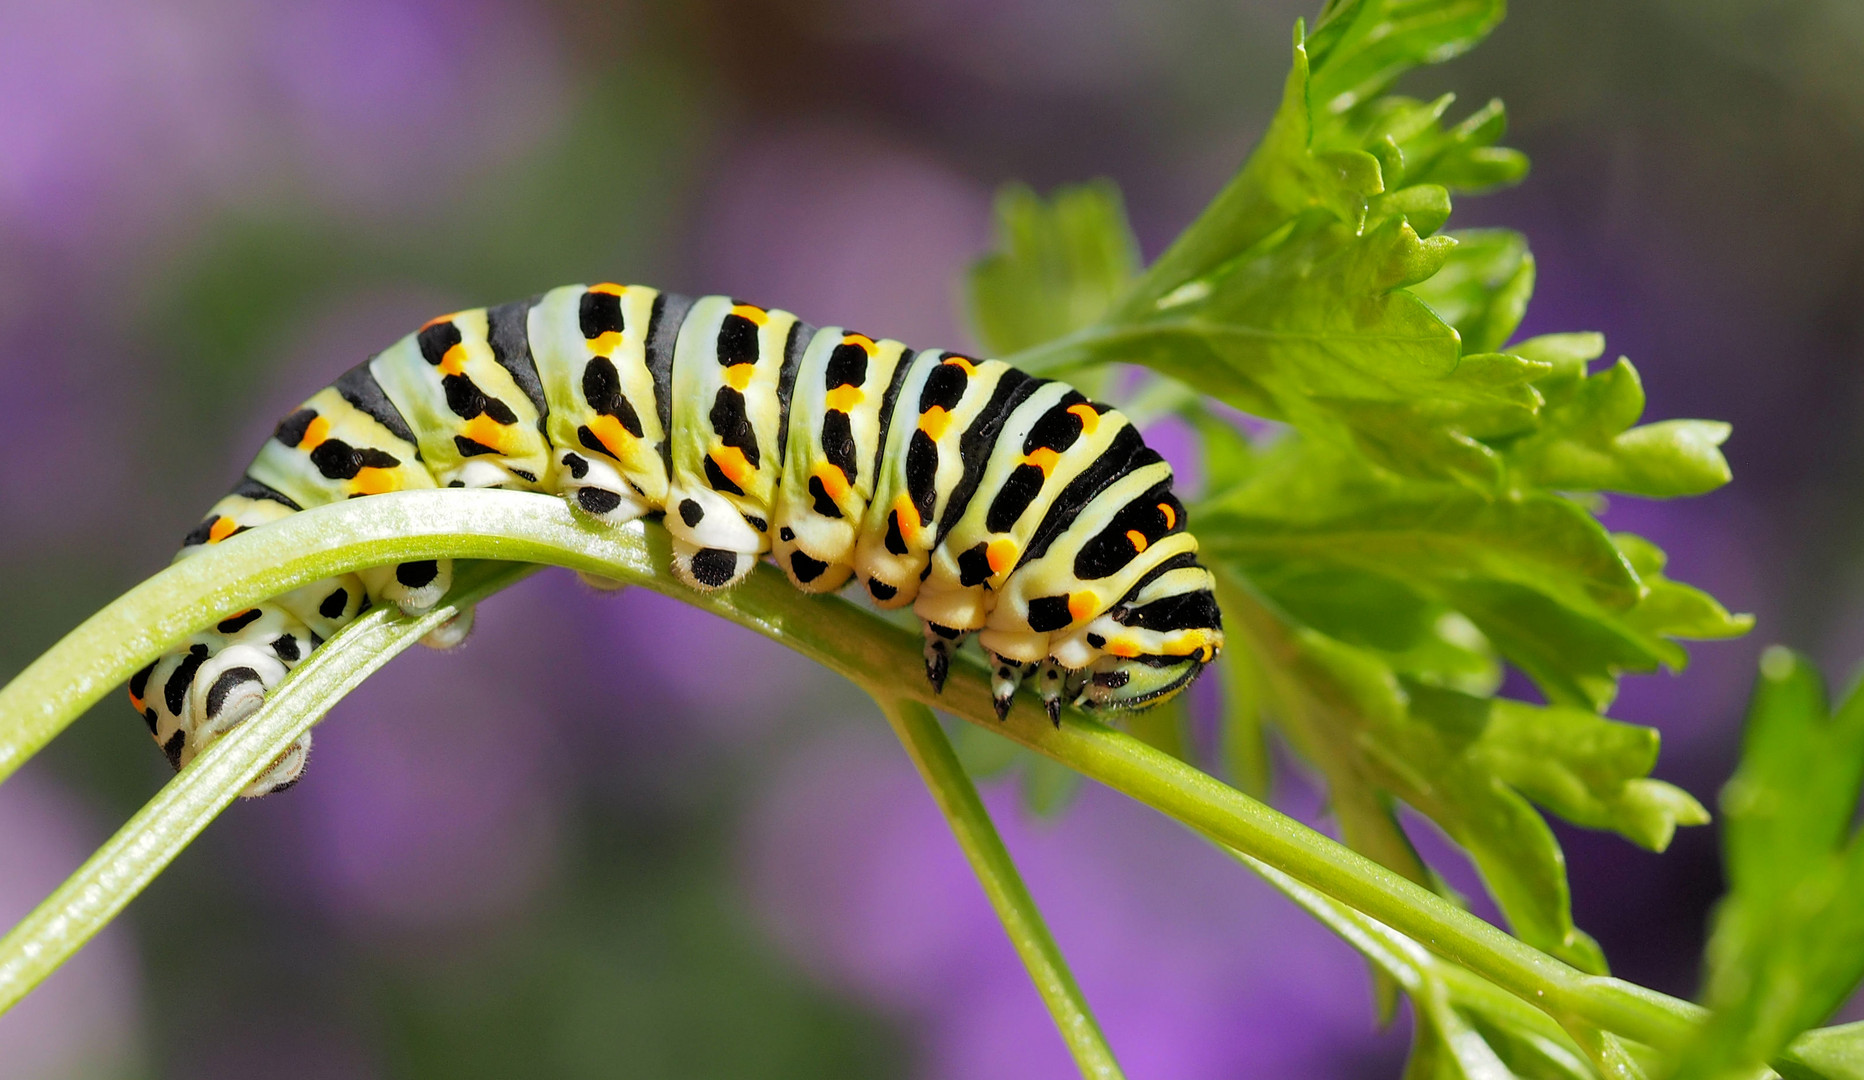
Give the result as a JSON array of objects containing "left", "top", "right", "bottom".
[
  {"left": 770, "top": 329, "right": 912, "bottom": 596},
  {"left": 135, "top": 284, "right": 1224, "bottom": 795}
]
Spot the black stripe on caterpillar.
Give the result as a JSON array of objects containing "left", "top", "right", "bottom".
[{"left": 131, "top": 285, "right": 1224, "bottom": 796}]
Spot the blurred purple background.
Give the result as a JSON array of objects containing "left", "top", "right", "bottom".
[{"left": 3, "top": 0, "right": 1862, "bottom": 1076}]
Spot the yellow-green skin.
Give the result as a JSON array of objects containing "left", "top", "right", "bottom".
[{"left": 128, "top": 284, "right": 1224, "bottom": 797}]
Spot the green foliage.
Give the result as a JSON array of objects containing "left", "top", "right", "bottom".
[
  {"left": 967, "top": 181, "right": 1140, "bottom": 357},
  {"left": 1216, "top": 573, "right": 1710, "bottom": 974},
  {"left": 1678, "top": 650, "right": 1864, "bottom": 1080},
  {"left": 1304, "top": 0, "right": 1507, "bottom": 116},
  {"left": 971, "top": 0, "right": 1749, "bottom": 1019},
  {"left": 1501, "top": 336, "right": 1734, "bottom": 498}
]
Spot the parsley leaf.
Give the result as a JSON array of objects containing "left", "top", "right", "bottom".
[
  {"left": 967, "top": 180, "right": 1140, "bottom": 357},
  {"left": 965, "top": 0, "right": 1748, "bottom": 1012},
  {"left": 1676, "top": 651, "right": 1864, "bottom": 1080}
]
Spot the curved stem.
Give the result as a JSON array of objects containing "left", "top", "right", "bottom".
[
  {"left": 878, "top": 696, "right": 1123, "bottom": 1080},
  {"left": 0, "top": 488, "right": 1700, "bottom": 1048},
  {"left": 0, "top": 561, "right": 532, "bottom": 1013}
]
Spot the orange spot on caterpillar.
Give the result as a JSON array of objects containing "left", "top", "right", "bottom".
[
  {"left": 586, "top": 414, "right": 633, "bottom": 459},
  {"left": 438, "top": 343, "right": 468, "bottom": 376},
  {"left": 712, "top": 445, "right": 755, "bottom": 489},
  {"left": 1068, "top": 591, "right": 1099, "bottom": 624},
  {"left": 986, "top": 538, "right": 1018, "bottom": 575},
  {"left": 419, "top": 312, "right": 460, "bottom": 331},
  {"left": 730, "top": 303, "right": 768, "bottom": 325},
  {"left": 919, "top": 405, "right": 952, "bottom": 440},
  {"left": 588, "top": 282, "right": 626, "bottom": 296},
  {"left": 1126, "top": 529, "right": 1149, "bottom": 554},
  {"left": 300, "top": 415, "right": 331, "bottom": 450},
  {"left": 1067, "top": 403, "right": 1100, "bottom": 434},
  {"left": 1158, "top": 502, "right": 1176, "bottom": 529},
  {"left": 724, "top": 363, "right": 756, "bottom": 391},
  {"left": 1024, "top": 447, "right": 1060, "bottom": 476},
  {"left": 351, "top": 466, "right": 401, "bottom": 496},
  {"left": 588, "top": 330, "right": 621, "bottom": 354},
  {"left": 1108, "top": 639, "right": 1140, "bottom": 658},
  {"left": 842, "top": 333, "right": 877, "bottom": 355},
  {"left": 816, "top": 462, "right": 851, "bottom": 501},
  {"left": 207, "top": 516, "right": 239, "bottom": 544},
  {"left": 942, "top": 354, "right": 977, "bottom": 374},
  {"left": 893, "top": 494, "right": 922, "bottom": 533},
  {"left": 823, "top": 384, "right": 863, "bottom": 413},
  {"left": 1160, "top": 630, "right": 1218, "bottom": 659},
  {"left": 460, "top": 414, "right": 510, "bottom": 453}
]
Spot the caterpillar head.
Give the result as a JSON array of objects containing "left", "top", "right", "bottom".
[
  {"left": 1074, "top": 562, "right": 1223, "bottom": 712},
  {"left": 1077, "top": 650, "right": 1213, "bottom": 711}
]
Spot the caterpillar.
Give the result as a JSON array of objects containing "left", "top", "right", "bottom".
[{"left": 128, "top": 285, "right": 1224, "bottom": 797}]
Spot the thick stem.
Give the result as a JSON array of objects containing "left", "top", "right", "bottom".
[
  {"left": 879, "top": 696, "right": 1123, "bottom": 1080},
  {"left": 0, "top": 489, "right": 1701, "bottom": 1048}
]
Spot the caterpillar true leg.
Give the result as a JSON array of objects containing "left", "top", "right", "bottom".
[
  {"left": 985, "top": 654, "right": 1041, "bottom": 722},
  {"left": 136, "top": 283, "right": 1222, "bottom": 794},
  {"left": 921, "top": 622, "right": 970, "bottom": 694}
]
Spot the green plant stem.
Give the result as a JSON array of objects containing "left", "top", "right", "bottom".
[
  {"left": 1229, "top": 846, "right": 1596, "bottom": 1062},
  {"left": 879, "top": 696, "right": 1123, "bottom": 1080},
  {"left": 0, "top": 560, "right": 532, "bottom": 1013},
  {"left": 0, "top": 489, "right": 1700, "bottom": 1050}
]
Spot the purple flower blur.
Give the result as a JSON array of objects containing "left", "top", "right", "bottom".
[
  {"left": 694, "top": 124, "right": 991, "bottom": 351},
  {"left": 261, "top": 578, "right": 580, "bottom": 937},
  {"left": 0, "top": 0, "right": 562, "bottom": 254},
  {"left": 260, "top": 0, "right": 565, "bottom": 207},
  {"left": 1599, "top": 495, "right": 1771, "bottom": 763},
  {"left": 0, "top": 768, "right": 144, "bottom": 1078},
  {"left": 744, "top": 733, "right": 1404, "bottom": 1079}
]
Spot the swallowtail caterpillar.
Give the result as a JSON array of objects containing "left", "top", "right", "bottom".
[{"left": 128, "top": 285, "right": 1224, "bottom": 796}]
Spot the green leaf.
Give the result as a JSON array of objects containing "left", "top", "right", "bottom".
[
  {"left": 1219, "top": 574, "right": 1632, "bottom": 972},
  {"left": 1471, "top": 700, "right": 1709, "bottom": 852},
  {"left": 968, "top": 181, "right": 1140, "bottom": 356},
  {"left": 1380, "top": 610, "right": 1502, "bottom": 698},
  {"left": 1012, "top": 10, "right": 1532, "bottom": 491},
  {"left": 1066, "top": 0, "right": 1746, "bottom": 976},
  {"left": 1183, "top": 400, "right": 1263, "bottom": 504},
  {"left": 1327, "top": 95, "right": 1530, "bottom": 195},
  {"left": 1675, "top": 650, "right": 1864, "bottom": 1080},
  {"left": 1108, "top": 27, "right": 1384, "bottom": 321},
  {"left": 1203, "top": 453, "right": 1640, "bottom": 709},
  {"left": 1305, "top": 0, "right": 1507, "bottom": 117},
  {"left": 1221, "top": 567, "right": 1716, "bottom": 981},
  {"left": 1612, "top": 533, "right": 1753, "bottom": 657},
  {"left": 1197, "top": 435, "right": 1747, "bottom": 711},
  {"left": 1408, "top": 229, "right": 1535, "bottom": 354},
  {"left": 1217, "top": 644, "right": 1273, "bottom": 799},
  {"left": 1068, "top": 214, "right": 1561, "bottom": 486},
  {"left": 1503, "top": 351, "right": 1734, "bottom": 498},
  {"left": 1780, "top": 1023, "right": 1864, "bottom": 1080}
]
